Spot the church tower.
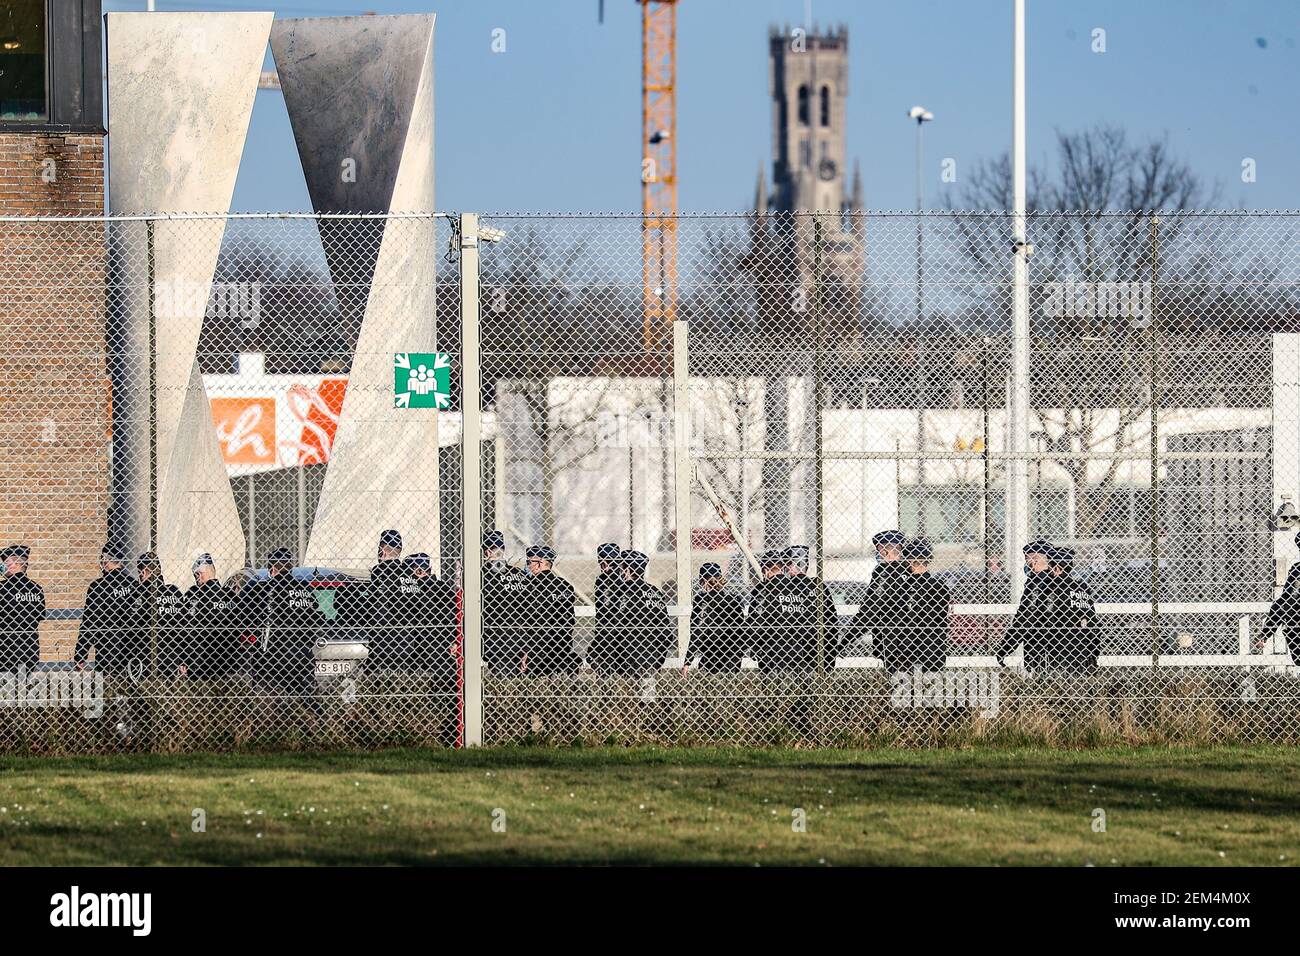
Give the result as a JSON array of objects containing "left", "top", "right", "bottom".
[{"left": 761, "top": 24, "right": 864, "bottom": 288}]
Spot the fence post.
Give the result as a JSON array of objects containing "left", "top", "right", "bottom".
[
  {"left": 459, "top": 213, "right": 484, "bottom": 747},
  {"left": 1007, "top": 0, "right": 1031, "bottom": 603},
  {"left": 812, "top": 218, "right": 826, "bottom": 674},
  {"left": 1149, "top": 214, "right": 1162, "bottom": 664},
  {"left": 146, "top": 218, "right": 158, "bottom": 553},
  {"left": 673, "top": 317, "right": 691, "bottom": 661}
]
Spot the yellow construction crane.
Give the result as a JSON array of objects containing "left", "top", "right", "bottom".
[{"left": 637, "top": 0, "right": 678, "bottom": 353}]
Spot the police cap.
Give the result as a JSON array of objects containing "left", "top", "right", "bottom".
[
  {"left": 482, "top": 530, "right": 506, "bottom": 550},
  {"left": 0, "top": 545, "right": 29, "bottom": 562},
  {"left": 526, "top": 545, "right": 556, "bottom": 562},
  {"left": 267, "top": 547, "right": 294, "bottom": 567},
  {"left": 698, "top": 562, "right": 722, "bottom": 579},
  {"left": 621, "top": 549, "right": 649, "bottom": 571},
  {"left": 872, "top": 530, "right": 906, "bottom": 548},
  {"left": 759, "top": 549, "right": 786, "bottom": 568},
  {"left": 406, "top": 552, "right": 432, "bottom": 572},
  {"left": 1023, "top": 539, "right": 1052, "bottom": 556},
  {"left": 786, "top": 544, "right": 810, "bottom": 568},
  {"left": 903, "top": 538, "right": 934, "bottom": 561},
  {"left": 378, "top": 529, "right": 403, "bottom": 551},
  {"left": 191, "top": 552, "right": 215, "bottom": 573},
  {"left": 1047, "top": 545, "right": 1075, "bottom": 568},
  {"left": 597, "top": 542, "right": 621, "bottom": 562},
  {"left": 100, "top": 543, "right": 127, "bottom": 563}
]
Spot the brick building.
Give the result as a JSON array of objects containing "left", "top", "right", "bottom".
[{"left": 0, "top": 1, "right": 108, "bottom": 659}]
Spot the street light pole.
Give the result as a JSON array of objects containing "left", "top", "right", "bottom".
[
  {"left": 1007, "top": 0, "right": 1031, "bottom": 602},
  {"left": 909, "top": 105, "right": 934, "bottom": 536}
]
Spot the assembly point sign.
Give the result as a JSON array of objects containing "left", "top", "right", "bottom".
[{"left": 393, "top": 353, "right": 452, "bottom": 409}]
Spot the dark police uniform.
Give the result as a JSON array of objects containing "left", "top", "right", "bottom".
[
  {"left": 874, "top": 539, "right": 950, "bottom": 673},
  {"left": 687, "top": 563, "right": 746, "bottom": 672},
  {"left": 592, "top": 551, "right": 671, "bottom": 677},
  {"left": 1020, "top": 539, "right": 1054, "bottom": 606},
  {"left": 522, "top": 546, "right": 577, "bottom": 675},
  {"left": 363, "top": 557, "right": 410, "bottom": 668},
  {"left": 848, "top": 531, "right": 908, "bottom": 658},
  {"left": 391, "top": 554, "right": 459, "bottom": 679},
  {"left": 243, "top": 555, "right": 324, "bottom": 691},
  {"left": 593, "top": 542, "right": 623, "bottom": 652},
  {"left": 0, "top": 546, "right": 44, "bottom": 670},
  {"left": 184, "top": 575, "right": 237, "bottom": 679},
  {"left": 1263, "top": 530, "right": 1300, "bottom": 662},
  {"left": 133, "top": 563, "right": 186, "bottom": 678},
  {"left": 481, "top": 531, "right": 531, "bottom": 674},
  {"left": 1002, "top": 546, "right": 1100, "bottom": 672},
  {"left": 746, "top": 552, "right": 817, "bottom": 673},
  {"left": 787, "top": 555, "right": 838, "bottom": 662},
  {"left": 76, "top": 562, "right": 141, "bottom": 676}
]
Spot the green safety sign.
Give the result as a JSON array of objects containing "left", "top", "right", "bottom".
[{"left": 393, "top": 352, "right": 451, "bottom": 409}]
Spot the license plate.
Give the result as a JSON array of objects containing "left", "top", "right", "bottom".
[{"left": 314, "top": 659, "right": 356, "bottom": 677}]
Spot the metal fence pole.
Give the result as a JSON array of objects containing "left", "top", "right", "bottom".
[
  {"left": 146, "top": 219, "right": 158, "bottom": 553},
  {"left": 297, "top": 464, "right": 307, "bottom": 561},
  {"left": 673, "top": 317, "right": 691, "bottom": 660},
  {"left": 1007, "top": 0, "right": 1030, "bottom": 602},
  {"left": 813, "top": 219, "right": 826, "bottom": 674},
  {"left": 459, "top": 213, "right": 485, "bottom": 747},
  {"left": 1149, "top": 214, "right": 1162, "bottom": 663}
]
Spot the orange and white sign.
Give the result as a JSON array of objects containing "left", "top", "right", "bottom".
[{"left": 211, "top": 397, "right": 276, "bottom": 465}]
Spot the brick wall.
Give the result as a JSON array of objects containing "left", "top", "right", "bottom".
[{"left": 0, "top": 132, "right": 109, "bottom": 660}]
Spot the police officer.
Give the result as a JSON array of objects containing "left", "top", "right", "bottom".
[
  {"left": 481, "top": 530, "right": 531, "bottom": 673},
  {"left": 134, "top": 551, "right": 186, "bottom": 677},
  {"left": 393, "top": 552, "right": 459, "bottom": 674},
  {"left": 0, "top": 545, "right": 44, "bottom": 670},
  {"left": 401, "top": 552, "right": 463, "bottom": 742},
  {"left": 522, "top": 546, "right": 577, "bottom": 675},
  {"left": 875, "top": 538, "right": 950, "bottom": 673},
  {"left": 593, "top": 541, "right": 622, "bottom": 627},
  {"left": 350, "top": 528, "right": 416, "bottom": 668},
  {"left": 686, "top": 562, "right": 745, "bottom": 672},
  {"left": 848, "top": 531, "right": 909, "bottom": 656},
  {"left": 76, "top": 545, "right": 142, "bottom": 676},
  {"left": 786, "top": 544, "right": 839, "bottom": 661},
  {"left": 241, "top": 548, "right": 322, "bottom": 692},
  {"left": 1263, "top": 532, "right": 1300, "bottom": 662},
  {"left": 593, "top": 550, "right": 670, "bottom": 677},
  {"left": 747, "top": 549, "right": 817, "bottom": 672},
  {"left": 1022, "top": 539, "right": 1054, "bottom": 601},
  {"left": 1001, "top": 544, "right": 1099, "bottom": 672},
  {"left": 184, "top": 553, "right": 236, "bottom": 679}
]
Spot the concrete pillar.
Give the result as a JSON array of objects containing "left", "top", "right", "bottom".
[
  {"left": 106, "top": 11, "right": 270, "bottom": 582},
  {"left": 271, "top": 14, "right": 439, "bottom": 574}
]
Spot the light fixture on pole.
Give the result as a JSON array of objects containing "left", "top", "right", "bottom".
[{"left": 908, "top": 105, "right": 934, "bottom": 534}]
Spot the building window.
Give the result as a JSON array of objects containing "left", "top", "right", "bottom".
[
  {"left": 0, "top": 0, "right": 47, "bottom": 122},
  {"left": 820, "top": 85, "right": 831, "bottom": 126},
  {"left": 799, "top": 139, "right": 811, "bottom": 168},
  {"left": 797, "top": 84, "right": 809, "bottom": 125}
]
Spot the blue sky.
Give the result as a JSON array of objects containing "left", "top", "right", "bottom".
[{"left": 104, "top": 0, "right": 1300, "bottom": 213}]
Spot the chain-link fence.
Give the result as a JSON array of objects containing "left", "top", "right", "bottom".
[
  {"left": 1, "top": 210, "right": 1298, "bottom": 752},
  {"left": 0, "top": 213, "right": 462, "bottom": 752}
]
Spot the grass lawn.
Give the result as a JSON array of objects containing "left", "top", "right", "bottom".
[{"left": 0, "top": 746, "right": 1296, "bottom": 866}]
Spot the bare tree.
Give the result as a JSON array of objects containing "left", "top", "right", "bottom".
[{"left": 946, "top": 124, "right": 1276, "bottom": 539}]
